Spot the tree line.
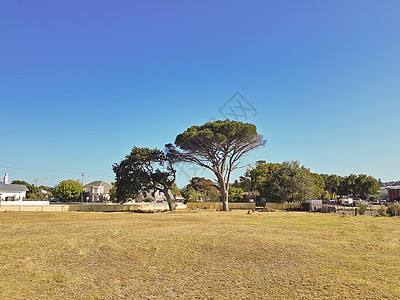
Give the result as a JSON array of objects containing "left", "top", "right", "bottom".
[
  {"left": 112, "top": 119, "right": 382, "bottom": 210},
  {"left": 177, "top": 161, "right": 380, "bottom": 204},
  {"left": 9, "top": 120, "right": 382, "bottom": 209},
  {"left": 11, "top": 179, "right": 83, "bottom": 202},
  {"left": 236, "top": 160, "right": 380, "bottom": 203}
]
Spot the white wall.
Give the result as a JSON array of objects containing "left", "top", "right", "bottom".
[
  {"left": 0, "top": 191, "right": 26, "bottom": 201},
  {"left": 1, "top": 200, "right": 50, "bottom": 205}
]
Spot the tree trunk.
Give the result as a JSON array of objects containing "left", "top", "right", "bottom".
[
  {"left": 215, "top": 173, "right": 229, "bottom": 211},
  {"left": 221, "top": 188, "right": 229, "bottom": 211},
  {"left": 163, "top": 188, "right": 176, "bottom": 211}
]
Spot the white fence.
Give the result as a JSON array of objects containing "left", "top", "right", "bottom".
[{"left": 0, "top": 201, "right": 50, "bottom": 205}]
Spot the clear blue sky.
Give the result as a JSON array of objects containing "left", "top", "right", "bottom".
[{"left": 1, "top": 0, "right": 399, "bottom": 187}]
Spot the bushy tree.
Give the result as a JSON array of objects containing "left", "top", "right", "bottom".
[
  {"left": 310, "top": 173, "right": 329, "bottom": 200},
  {"left": 181, "top": 177, "right": 221, "bottom": 202},
  {"left": 53, "top": 180, "right": 83, "bottom": 202},
  {"left": 240, "top": 162, "right": 380, "bottom": 202},
  {"left": 239, "top": 161, "right": 278, "bottom": 193},
  {"left": 321, "top": 174, "right": 341, "bottom": 199},
  {"left": 240, "top": 161, "right": 324, "bottom": 203},
  {"left": 112, "top": 145, "right": 178, "bottom": 211},
  {"left": 181, "top": 186, "right": 203, "bottom": 202},
  {"left": 354, "top": 174, "right": 380, "bottom": 199},
  {"left": 185, "top": 177, "right": 220, "bottom": 202},
  {"left": 228, "top": 186, "right": 244, "bottom": 202}
]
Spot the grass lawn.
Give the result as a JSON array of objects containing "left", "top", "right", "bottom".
[{"left": 0, "top": 210, "right": 399, "bottom": 299}]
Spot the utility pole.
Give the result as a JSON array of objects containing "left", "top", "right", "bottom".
[{"left": 81, "top": 173, "right": 84, "bottom": 204}]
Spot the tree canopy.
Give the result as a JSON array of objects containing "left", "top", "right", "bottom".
[
  {"left": 53, "top": 180, "right": 83, "bottom": 202},
  {"left": 181, "top": 177, "right": 220, "bottom": 202},
  {"left": 239, "top": 161, "right": 319, "bottom": 203},
  {"left": 239, "top": 161, "right": 380, "bottom": 202},
  {"left": 173, "top": 120, "right": 265, "bottom": 210},
  {"left": 112, "top": 146, "right": 178, "bottom": 210},
  {"left": 322, "top": 173, "right": 380, "bottom": 200}
]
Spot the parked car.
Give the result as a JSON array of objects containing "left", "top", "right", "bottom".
[
  {"left": 342, "top": 198, "right": 353, "bottom": 206},
  {"left": 370, "top": 199, "right": 380, "bottom": 205}
]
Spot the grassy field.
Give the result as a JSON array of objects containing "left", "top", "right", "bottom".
[{"left": 0, "top": 211, "right": 399, "bottom": 299}]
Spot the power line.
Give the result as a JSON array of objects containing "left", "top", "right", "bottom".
[{"left": 0, "top": 165, "right": 114, "bottom": 179}]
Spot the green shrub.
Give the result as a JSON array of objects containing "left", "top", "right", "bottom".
[
  {"left": 377, "top": 205, "right": 387, "bottom": 216},
  {"left": 143, "top": 197, "right": 154, "bottom": 203},
  {"left": 356, "top": 203, "right": 368, "bottom": 215},
  {"left": 387, "top": 204, "right": 400, "bottom": 217}
]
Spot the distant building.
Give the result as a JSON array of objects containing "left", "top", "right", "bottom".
[
  {"left": 83, "top": 181, "right": 113, "bottom": 202},
  {"left": 0, "top": 173, "right": 28, "bottom": 201},
  {"left": 388, "top": 189, "right": 400, "bottom": 202}
]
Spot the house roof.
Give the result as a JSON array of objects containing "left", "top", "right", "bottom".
[
  {"left": 0, "top": 182, "right": 29, "bottom": 193},
  {"left": 83, "top": 181, "right": 113, "bottom": 192},
  {"left": 83, "top": 181, "right": 112, "bottom": 188}
]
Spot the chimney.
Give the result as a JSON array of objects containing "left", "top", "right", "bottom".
[{"left": 4, "top": 173, "right": 9, "bottom": 184}]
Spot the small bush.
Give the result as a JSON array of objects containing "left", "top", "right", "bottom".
[
  {"left": 377, "top": 205, "right": 387, "bottom": 216},
  {"left": 356, "top": 203, "right": 368, "bottom": 215},
  {"left": 143, "top": 197, "right": 154, "bottom": 203},
  {"left": 387, "top": 204, "right": 400, "bottom": 217}
]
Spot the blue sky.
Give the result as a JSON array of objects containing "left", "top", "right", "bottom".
[{"left": 1, "top": 0, "right": 399, "bottom": 187}]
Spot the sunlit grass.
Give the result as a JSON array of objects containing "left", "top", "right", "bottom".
[{"left": 0, "top": 211, "right": 399, "bottom": 299}]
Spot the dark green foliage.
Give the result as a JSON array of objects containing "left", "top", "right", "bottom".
[
  {"left": 239, "top": 162, "right": 380, "bottom": 203},
  {"left": 239, "top": 161, "right": 319, "bottom": 203},
  {"left": 320, "top": 174, "right": 341, "bottom": 198},
  {"left": 321, "top": 174, "right": 380, "bottom": 199},
  {"left": 112, "top": 145, "right": 178, "bottom": 210}
]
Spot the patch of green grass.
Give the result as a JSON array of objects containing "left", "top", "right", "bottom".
[{"left": 0, "top": 211, "right": 399, "bottom": 299}]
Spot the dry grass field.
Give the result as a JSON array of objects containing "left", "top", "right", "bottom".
[{"left": 0, "top": 210, "right": 399, "bottom": 299}]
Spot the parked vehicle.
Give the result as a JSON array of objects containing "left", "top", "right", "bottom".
[
  {"left": 342, "top": 198, "right": 353, "bottom": 206},
  {"left": 370, "top": 199, "right": 380, "bottom": 205}
]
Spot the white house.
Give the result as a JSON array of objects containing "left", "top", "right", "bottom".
[
  {"left": 83, "top": 181, "right": 113, "bottom": 202},
  {"left": 0, "top": 173, "right": 28, "bottom": 201}
]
